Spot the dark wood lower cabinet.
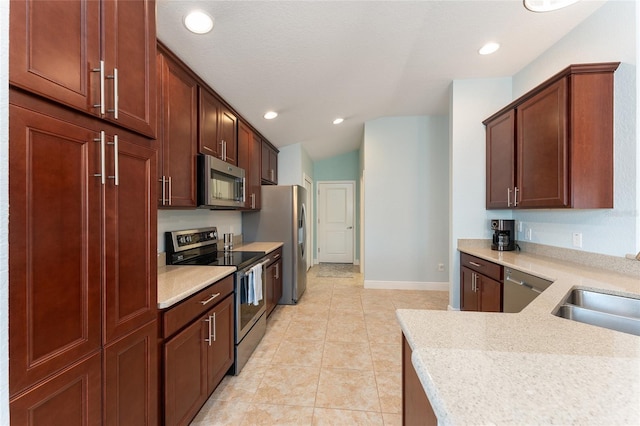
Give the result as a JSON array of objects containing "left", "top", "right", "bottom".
[
  {"left": 460, "top": 253, "right": 503, "bottom": 312},
  {"left": 402, "top": 334, "right": 437, "bottom": 426},
  {"left": 163, "top": 293, "right": 234, "bottom": 426},
  {"left": 10, "top": 352, "right": 102, "bottom": 426},
  {"left": 104, "top": 320, "right": 158, "bottom": 426},
  {"left": 265, "top": 248, "right": 283, "bottom": 317}
]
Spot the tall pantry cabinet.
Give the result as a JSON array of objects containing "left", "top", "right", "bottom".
[{"left": 8, "top": 1, "right": 158, "bottom": 425}]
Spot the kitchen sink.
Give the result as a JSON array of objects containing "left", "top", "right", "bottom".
[
  {"left": 565, "top": 289, "right": 640, "bottom": 319},
  {"left": 553, "top": 289, "right": 640, "bottom": 337}
]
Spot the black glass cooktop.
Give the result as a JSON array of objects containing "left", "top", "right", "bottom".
[{"left": 170, "top": 246, "right": 265, "bottom": 271}]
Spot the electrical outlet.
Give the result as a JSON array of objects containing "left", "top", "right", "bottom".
[
  {"left": 437, "top": 263, "right": 445, "bottom": 272},
  {"left": 572, "top": 232, "right": 583, "bottom": 248},
  {"left": 518, "top": 221, "right": 523, "bottom": 232},
  {"left": 525, "top": 228, "right": 532, "bottom": 241}
]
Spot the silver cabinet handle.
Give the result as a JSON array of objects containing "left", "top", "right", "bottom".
[
  {"left": 472, "top": 273, "right": 476, "bottom": 292},
  {"left": 469, "top": 261, "right": 482, "bottom": 267},
  {"left": 514, "top": 187, "right": 519, "bottom": 207},
  {"left": 107, "top": 135, "right": 119, "bottom": 185},
  {"left": 168, "top": 176, "right": 172, "bottom": 206},
  {"left": 270, "top": 169, "right": 274, "bottom": 182},
  {"left": 92, "top": 60, "right": 105, "bottom": 115},
  {"left": 507, "top": 187, "right": 512, "bottom": 207},
  {"left": 251, "top": 193, "right": 255, "bottom": 209},
  {"left": 275, "top": 263, "right": 279, "bottom": 279},
  {"left": 204, "top": 315, "right": 213, "bottom": 346},
  {"left": 107, "top": 67, "right": 119, "bottom": 119},
  {"left": 200, "top": 293, "right": 221, "bottom": 306},
  {"left": 93, "top": 131, "right": 106, "bottom": 184},
  {"left": 159, "top": 176, "right": 166, "bottom": 205},
  {"left": 273, "top": 253, "right": 281, "bottom": 260}
]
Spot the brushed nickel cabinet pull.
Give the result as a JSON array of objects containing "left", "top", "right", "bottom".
[
  {"left": 92, "top": 60, "right": 105, "bottom": 115},
  {"left": 93, "top": 131, "right": 106, "bottom": 185},
  {"left": 200, "top": 293, "right": 221, "bottom": 306},
  {"left": 107, "top": 67, "right": 119, "bottom": 119},
  {"left": 107, "top": 135, "right": 119, "bottom": 185},
  {"left": 469, "top": 261, "right": 482, "bottom": 267}
]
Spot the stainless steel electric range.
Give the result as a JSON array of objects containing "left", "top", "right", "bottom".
[{"left": 165, "top": 227, "right": 270, "bottom": 375}]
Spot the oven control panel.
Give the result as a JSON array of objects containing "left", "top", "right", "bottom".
[{"left": 167, "top": 227, "right": 218, "bottom": 252}]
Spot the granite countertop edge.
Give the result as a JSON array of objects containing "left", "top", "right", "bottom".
[{"left": 397, "top": 245, "right": 640, "bottom": 425}]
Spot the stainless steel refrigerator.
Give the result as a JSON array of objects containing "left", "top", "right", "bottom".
[{"left": 242, "top": 185, "right": 307, "bottom": 304}]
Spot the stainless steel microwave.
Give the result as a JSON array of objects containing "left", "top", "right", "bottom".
[{"left": 198, "top": 154, "right": 245, "bottom": 209}]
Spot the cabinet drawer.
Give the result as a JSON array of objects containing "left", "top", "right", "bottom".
[
  {"left": 162, "top": 274, "right": 234, "bottom": 338},
  {"left": 460, "top": 253, "right": 502, "bottom": 281},
  {"left": 266, "top": 248, "right": 283, "bottom": 267}
]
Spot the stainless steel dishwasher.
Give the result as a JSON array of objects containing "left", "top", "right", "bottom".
[{"left": 503, "top": 268, "right": 552, "bottom": 313}]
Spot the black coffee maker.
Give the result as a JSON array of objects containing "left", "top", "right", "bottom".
[{"left": 491, "top": 219, "right": 516, "bottom": 251}]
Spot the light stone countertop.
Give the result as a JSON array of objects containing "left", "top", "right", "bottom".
[
  {"left": 397, "top": 245, "right": 640, "bottom": 425},
  {"left": 157, "top": 265, "right": 235, "bottom": 309},
  {"left": 231, "top": 241, "right": 283, "bottom": 253},
  {"left": 157, "top": 242, "right": 282, "bottom": 309}
]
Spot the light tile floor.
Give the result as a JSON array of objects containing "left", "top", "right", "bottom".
[{"left": 190, "top": 265, "right": 449, "bottom": 425}]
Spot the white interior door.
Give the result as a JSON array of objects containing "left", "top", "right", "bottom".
[
  {"left": 318, "top": 181, "right": 354, "bottom": 263},
  {"left": 303, "top": 174, "right": 313, "bottom": 270}
]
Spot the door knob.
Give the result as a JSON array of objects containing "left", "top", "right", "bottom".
[{"left": 347, "top": 226, "right": 353, "bottom": 229}]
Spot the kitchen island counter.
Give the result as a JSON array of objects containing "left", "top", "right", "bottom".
[{"left": 397, "top": 245, "right": 640, "bottom": 424}]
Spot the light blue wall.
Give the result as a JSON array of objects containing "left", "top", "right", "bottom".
[
  {"left": 363, "top": 116, "right": 449, "bottom": 286},
  {"left": 314, "top": 150, "right": 361, "bottom": 262}
]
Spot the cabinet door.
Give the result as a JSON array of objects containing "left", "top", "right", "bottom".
[
  {"left": 158, "top": 51, "right": 198, "bottom": 207},
  {"left": 250, "top": 133, "right": 263, "bottom": 209},
  {"left": 517, "top": 78, "right": 569, "bottom": 208},
  {"left": 198, "top": 87, "right": 221, "bottom": 158},
  {"left": 104, "top": 321, "right": 158, "bottom": 426},
  {"left": 9, "top": 0, "right": 101, "bottom": 115},
  {"left": 261, "top": 141, "right": 278, "bottom": 184},
  {"left": 206, "top": 295, "right": 234, "bottom": 394},
  {"left": 10, "top": 352, "right": 102, "bottom": 426},
  {"left": 485, "top": 110, "right": 515, "bottom": 209},
  {"left": 104, "top": 132, "right": 157, "bottom": 342},
  {"left": 479, "top": 276, "right": 502, "bottom": 313},
  {"left": 102, "top": 0, "right": 157, "bottom": 137},
  {"left": 265, "top": 263, "right": 276, "bottom": 316},
  {"left": 164, "top": 316, "right": 208, "bottom": 426},
  {"left": 402, "top": 335, "right": 437, "bottom": 426},
  {"left": 237, "top": 121, "right": 252, "bottom": 209},
  {"left": 459, "top": 267, "right": 478, "bottom": 312},
  {"left": 9, "top": 103, "right": 102, "bottom": 395},
  {"left": 273, "top": 259, "right": 283, "bottom": 307},
  {"left": 219, "top": 107, "right": 238, "bottom": 165}
]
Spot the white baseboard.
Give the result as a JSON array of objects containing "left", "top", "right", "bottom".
[{"left": 364, "top": 280, "right": 449, "bottom": 291}]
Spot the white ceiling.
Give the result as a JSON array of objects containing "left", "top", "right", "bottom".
[{"left": 157, "top": 0, "right": 606, "bottom": 161}]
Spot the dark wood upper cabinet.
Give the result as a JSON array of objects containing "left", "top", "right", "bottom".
[
  {"left": 157, "top": 48, "right": 198, "bottom": 208},
  {"left": 261, "top": 140, "right": 279, "bottom": 185},
  {"left": 484, "top": 62, "right": 618, "bottom": 209},
  {"left": 485, "top": 110, "right": 515, "bottom": 209},
  {"left": 238, "top": 120, "right": 262, "bottom": 210},
  {"left": 198, "top": 87, "right": 238, "bottom": 165},
  {"left": 10, "top": 0, "right": 157, "bottom": 138},
  {"left": 101, "top": 0, "right": 157, "bottom": 137}
]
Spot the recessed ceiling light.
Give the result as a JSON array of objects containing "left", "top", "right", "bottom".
[
  {"left": 332, "top": 118, "right": 344, "bottom": 125},
  {"left": 523, "top": 0, "right": 580, "bottom": 12},
  {"left": 184, "top": 11, "right": 214, "bottom": 34},
  {"left": 263, "top": 111, "right": 278, "bottom": 120},
  {"left": 479, "top": 42, "right": 500, "bottom": 55}
]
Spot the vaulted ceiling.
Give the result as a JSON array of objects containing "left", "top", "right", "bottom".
[{"left": 157, "top": 0, "right": 606, "bottom": 160}]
